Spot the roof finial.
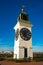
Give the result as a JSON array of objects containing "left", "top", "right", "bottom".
[{"left": 22, "top": 6, "right": 24, "bottom": 13}]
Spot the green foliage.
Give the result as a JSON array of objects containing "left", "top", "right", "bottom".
[
  {"left": 15, "top": 57, "right": 32, "bottom": 62},
  {"left": 0, "top": 57, "right": 5, "bottom": 61},
  {"left": 33, "top": 57, "right": 43, "bottom": 62},
  {"left": 27, "top": 57, "right": 32, "bottom": 62},
  {"left": 0, "top": 53, "right": 13, "bottom": 61},
  {"left": 7, "top": 58, "right": 16, "bottom": 61},
  {"left": 7, "top": 57, "right": 32, "bottom": 62}
]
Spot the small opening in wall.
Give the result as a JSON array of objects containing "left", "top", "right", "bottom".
[{"left": 24, "top": 48, "right": 27, "bottom": 58}]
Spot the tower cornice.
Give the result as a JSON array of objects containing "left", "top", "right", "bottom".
[{"left": 19, "top": 19, "right": 33, "bottom": 28}]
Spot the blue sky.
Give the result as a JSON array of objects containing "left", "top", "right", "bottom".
[{"left": 0, "top": 0, "right": 43, "bottom": 52}]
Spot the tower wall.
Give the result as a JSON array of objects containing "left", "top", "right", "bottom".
[{"left": 14, "top": 25, "right": 33, "bottom": 59}]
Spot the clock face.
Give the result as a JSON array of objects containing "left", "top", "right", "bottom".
[
  {"left": 20, "top": 28, "right": 31, "bottom": 41},
  {"left": 16, "top": 29, "right": 19, "bottom": 41}
]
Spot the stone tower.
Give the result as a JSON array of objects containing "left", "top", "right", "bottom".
[{"left": 14, "top": 6, "right": 33, "bottom": 59}]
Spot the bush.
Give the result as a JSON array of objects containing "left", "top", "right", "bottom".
[
  {"left": 33, "top": 57, "right": 43, "bottom": 62},
  {"left": 7, "top": 58, "right": 16, "bottom": 61},
  {"left": 0, "top": 57, "right": 5, "bottom": 61},
  {"left": 27, "top": 57, "right": 32, "bottom": 62},
  {"left": 16, "top": 59, "right": 26, "bottom": 62},
  {"left": 7, "top": 57, "right": 33, "bottom": 62}
]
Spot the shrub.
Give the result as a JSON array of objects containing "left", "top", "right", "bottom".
[
  {"left": 27, "top": 57, "right": 32, "bottom": 62},
  {"left": 0, "top": 57, "right": 5, "bottom": 61},
  {"left": 33, "top": 57, "right": 43, "bottom": 62},
  {"left": 7, "top": 57, "right": 33, "bottom": 62}
]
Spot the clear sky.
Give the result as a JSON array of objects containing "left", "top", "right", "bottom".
[{"left": 0, "top": 0, "right": 43, "bottom": 52}]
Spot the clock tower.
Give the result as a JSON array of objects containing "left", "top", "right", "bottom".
[{"left": 14, "top": 6, "right": 33, "bottom": 59}]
